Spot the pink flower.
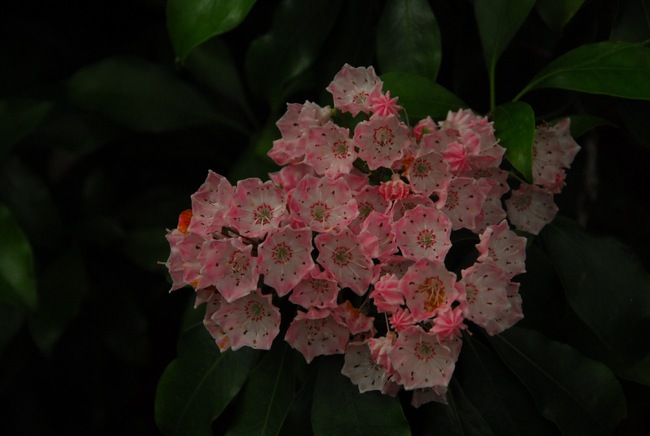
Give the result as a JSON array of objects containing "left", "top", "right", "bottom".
[
  {"left": 188, "top": 171, "right": 235, "bottom": 237},
  {"left": 285, "top": 308, "right": 350, "bottom": 363},
  {"left": 212, "top": 290, "right": 281, "bottom": 350},
  {"left": 394, "top": 205, "right": 452, "bottom": 263},
  {"left": 379, "top": 174, "right": 410, "bottom": 201},
  {"left": 439, "top": 177, "right": 488, "bottom": 231},
  {"left": 289, "top": 175, "right": 358, "bottom": 233},
  {"left": 460, "top": 262, "right": 512, "bottom": 329},
  {"left": 326, "top": 64, "right": 383, "bottom": 116},
  {"left": 405, "top": 151, "right": 452, "bottom": 201},
  {"left": 198, "top": 237, "right": 258, "bottom": 302},
  {"left": 342, "top": 342, "right": 392, "bottom": 393},
  {"left": 226, "top": 178, "right": 287, "bottom": 238},
  {"left": 335, "top": 301, "right": 375, "bottom": 335},
  {"left": 257, "top": 226, "right": 315, "bottom": 296},
  {"left": 304, "top": 121, "right": 356, "bottom": 178},
  {"left": 505, "top": 183, "right": 558, "bottom": 235},
  {"left": 369, "top": 91, "right": 401, "bottom": 118},
  {"left": 431, "top": 306, "right": 467, "bottom": 340},
  {"left": 315, "top": 228, "right": 374, "bottom": 295},
  {"left": 532, "top": 118, "right": 580, "bottom": 192},
  {"left": 476, "top": 220, "right": 527, "bottom": 278},
  {"left": 483, "top": 281, "right": 524, "bottom": 335},
  {"left": 370, "top": 273, "right": 404, "bottom": 314},
  {"left": 389, "top": 326, "right": 460, "bottom": 390},
  {"left": 399, "top": 259, "right": 460, "bottom": 322},
  {"left": 358, "top": 211, "right": 397, "bottom": 261},
  {"left": 165, "top": 230, "right": 206, "bottom": 291},
  {"left": 289, "top": 268, "right": 339, "bottom": 309},
  {"left": 354, "top": 114, "right": 410, "bottom": 170}
]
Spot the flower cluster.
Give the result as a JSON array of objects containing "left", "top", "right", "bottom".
[{"left": 164, "top": 64, "right": 579, "bottom": 406}]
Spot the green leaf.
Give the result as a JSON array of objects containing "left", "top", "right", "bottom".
[
  {"left": 167, "top": 0, "right": 257, "bottom": 62},
  {"left": 245, "top": 0, "right": 342, "bottom": 108},
  {"left": 28, "top": 247, "right": 87, "bottom": 356},
  {"left": 380, "top": 72, "right": 466, "bottom": 119},
  {"left": 536, "top": 0, "right": 586, "bottom": 32},
  {"left": 226, "top": 342, "right": 294, "bottom": 435},
  {"left": 0, "top": 202, "right": 36, "bottom": 311},
  {"left": 183, "top": 38, "right": 257, "bottom": 125},
  {"left": 155, "top": 325, "right": 262, "bottom": 436},
  {"left": 68, "top": 56, "right": 247, "bottom": 134},
  {"left": 474, "top": 0, "right": 536, "bottom": 108},
  {"left": 516, "top": 41, "right": 650, "bottom": 100},
  {"left": 0, "top": 99, "right": 53, "bottom": 157},
  {"left": 610, "top": 0, "right": 650, "bottom": 42},
  {"left": 493, "top": 101, "right": 535, "bottom": 181},
  {"left": 458, "top": 336, "right": 557, "bottom": 435},
  {"left": 376, "top": 0, "right": 442, "bottom": 80},
  {"left": 420, "top": 378, "right": 496, "bottom": 436},
  {"left": 540, "top": 216, "right": 650, "bottom": 361},
  {"left": 311, "top": 356, "right": 410, "bottom": 436},
  {"left": 489, "top": 327, "right": 627, "bottom": 435}
]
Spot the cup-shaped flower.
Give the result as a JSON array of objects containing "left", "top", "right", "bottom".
[
  {"left": 314, "top": 228, "right": 374, "bottom": 295},
  {"left": 394, "top": 205, "right": 452, "bottom": 263},
  {"left": 342, "top": 342, "right": 391, "bottom": 393},
  {"left": 505, "top": 183, "right": 558, "bottom": 235},
  {"left": 354, "top": 114, "right": 410, "bottom": 170},
  {"left": 198, "top": 237, "right": 258, "bottom": 302},
  {"left": 211, "top": 290, "right": 280, "bottom": 350},
  {"left": 285, "top": 307, "right": 350, "bottom": 363},
  {"left": 476, "top": 219, "right": 527, "bottom": 278},
  {"left": 226, "top": 178, "right": 287, "bottom": 238},
  {"left": 188, "top": 170, "right": 235, "bottom": 237},
  {"left": 389, "top": 326, "right": 461, "bottom": 391},
  {"left": 289, "top": 175, "right": 358, "bottom": 233},
  {"left": 258, "top": 226, "right": 315, "bottom": 296}
]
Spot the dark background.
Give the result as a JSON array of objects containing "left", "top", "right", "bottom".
[{"left": 1, "top": 0, "right": 650, "bottom": 434}]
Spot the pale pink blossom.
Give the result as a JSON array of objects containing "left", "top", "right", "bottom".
[
  {"left": 505, "top": 183, "right": 558, "bottom": 235},
  {"left": 399, "top": 259, "right": 460, "bottom": 322},
  {"left": 198, "top": 237, "right": 258, "bottom": 302},
  {"left": 285, "top": 308, "right": 350, "bottom": 363},
  {"left": 289, "top": 268, "right": 339, "bottom": 309},
  {"left": 226, "top": 178, "right": 286, "bottom": 238},
  {"left": 476, "top": 220, "right": 527, "bottom": 278},
  {"left": 289, "top": 175, "right": 358, "bottom": 233},
  {"left": 188, "top": 171, "right": 235, "bottom": 237},
  {"left": 212, "top": 290, "right": 281, "bottom": 350},
  {"left": 315, "top": 228, "right": 374, "bottom": 295},
  {"left": 394, "top": 206, "right": 452, "bottom": 263},
  {"left": 389, "top": 326, "right": 460, "bottom": 390},
  {"left": 342, "top": 342, "right": 392, "bottom": 393},
  {"left": 354, "top": 114, "right": 410, "bottom": 170},
  {"left": 304, "top": 121, "right": 356, "bottom": 178},
  {"left": 258, "top": 226, "right": 315, "bottom": 296},
  {"left": 326, "top": 64, "right": 383, "bottom": 116}
]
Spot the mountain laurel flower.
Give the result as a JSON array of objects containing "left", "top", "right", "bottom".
[{"left": 164, "top": 63, "right": 579, "bottom": 402}]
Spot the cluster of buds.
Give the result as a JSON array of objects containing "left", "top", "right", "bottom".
[{"left": 164, "top": 64, "right": 579, "bottom": 406}]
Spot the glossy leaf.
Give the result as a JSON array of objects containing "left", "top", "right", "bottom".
[
  {"left": 380, "top": 72, "right": 466, "bottom": 119},
  {"left": 167, "top": 0, "right": 257, "bottom": 62},
  {"left": 376, "top": 0, "right": 442, "bottom": 80},
  {"left": 536, "top": 0, "right": 586, "bottom": 32},
  {"left": 0, "top": 99, "right": 52, "bottom": 157},
  {"left": 155, "top": 325, "right": 262, "bottom": 436},
  {"left": 226, "top": 342, "right": 294, "bottom": 435},
  {"left": 493, "top": 101, "right": 535, "bottom": 181},
  {"left": 458, "top": 335, "right": 557, "bottom": 435},
  {"left": 311, "top": 356, "right": 410, "bottom": 436},
  {"left": 516, "top": 41, "right": 650, "bottom": 100},
  {"left": 489, "top": 327, "right": 627, "bottom": 435},
  {"left": 417, "top": 378, "right": 495, "bottom": 436},
  {"left": 475, "top": 0, "right": 536, "bottom": 106},
  {"left": 610, "top": 0, "right": 650, "bottom": 42},
  {"left": 28, "top": 247, "right": 87, "bottom": 356},
  {"left": 68, "top": 56, "right": 247, "bottom": 134},
  {"left": 540, "top": 216, "right": 650, "bottom": 361},
  {"left": 245, "top": 0, "right": 342, "bottom": 108},
  {"left": 0, "top": 202, "right": 36, "bottom": 311},
  {"left": 184, "top": 38, "right": 257, "bottom": 125}
]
